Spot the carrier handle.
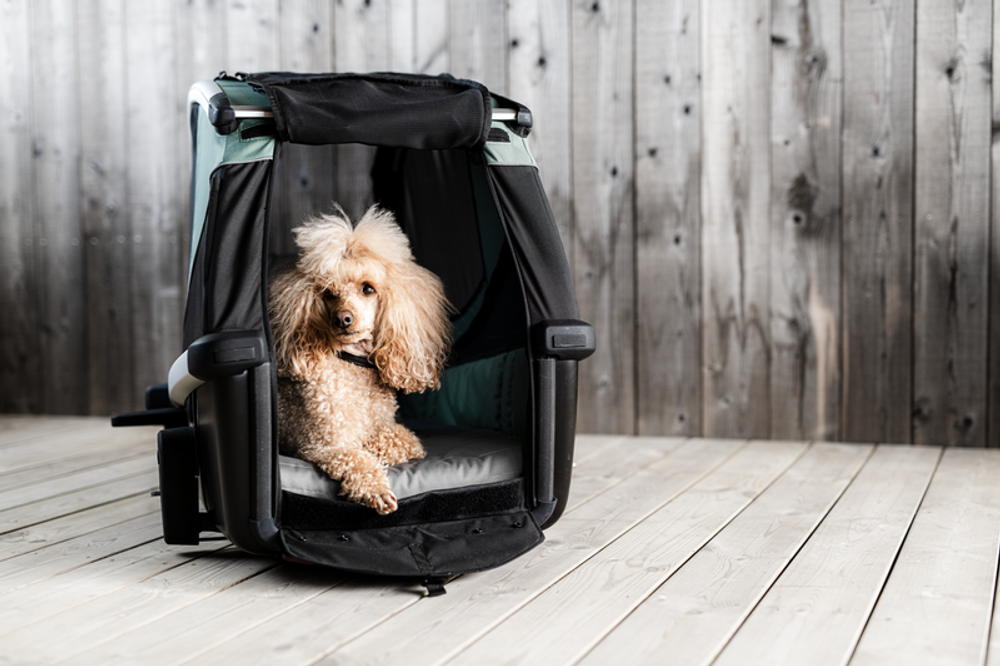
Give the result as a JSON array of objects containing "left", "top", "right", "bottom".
[
  {"left": 531, "top": 320, "right": 596, "bottom": 526},
  {"left": 168, "top": 330, "right": 268, "bottom": 406},
  {"left": 189, "top": 79, "right": 524, "bottom": 134}
]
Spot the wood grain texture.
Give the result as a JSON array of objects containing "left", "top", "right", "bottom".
[
  {"left": 578, "top": 442, "right": 872, "bottom": 666},
  {"left": 446, "top": 441, "right": 807, "bottom": 666},
  {"left": 271, "top": 0, "right": 337, "bottom": 255},
  {"left": 125, "top": 0, "right": 186, "bottom": 402},
  {"left": 506, "top": 0, "right": 573, "bottom": 252},
  {"left": 29, "top": 0, "right": 88, "bottom": 414},
  {"left": 701, "top": 0, "right": 772, "bottom": 438},
  {"left": 769, "top": 0, "right": 842, "bottom": 441},
  {"left": 991, "top": 3, "right": 1000, "bottom": 448},
  {"left": 912, "top": 0, "right": 992, "bottom": 447},
  {"left": 634, "top": 0, "right": 702, "bottom": 436},
  {"left": 853, "top": 449, "right": 1000, "bottom": 666},
  {"left": 571, "top": 0, "right": 636, "bottom": 434},
  {"left": 841, "top": 0, "right": 915, "bottom": 444},
  {"left": 3, "top": 2, "right": 1000, "bottom": 446},
  {"left": 0, "top": 0, "right": 41, "bottom": 413},
  {"left": 10, "top": 418, "right": 1000, "bottom": 664},
  {"left": 448, "top": 0, "right": 507, "bottom": 96},
  {"left": 78, "top": 0, "right": 134, "bottom": 416},
  {"left": 333, "top": 0, "right": 390, "bottom": 220},
  {"left": 314, "top": 439, "right": 745, "bottom": 666},
  {"left": 712, "top": 444, "right": 940, "bottom": 666}
]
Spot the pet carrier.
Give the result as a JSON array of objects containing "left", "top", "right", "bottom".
[{"left": 113, "top": 72, "right": 595, "bottom": 583}]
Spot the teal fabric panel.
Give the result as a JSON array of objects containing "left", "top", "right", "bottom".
[
  {"left": 483, "top": 120, "right": 536, "bottom": 166},
  {"left": 189, "top": 110, "right": 228, "bottom": 284},
  {"left": 189, "top": 80, "right": 275, "bottom": 285},
  {"left": 398, "top": 349, "right": 529, "bottom": 438}
]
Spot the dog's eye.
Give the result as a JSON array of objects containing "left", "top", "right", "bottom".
[
  {"left": 322, "top": 289, "right": 336, "bottom": 301},
  {"left": 362, "top": 283, "right": 376, "bottom": 296}
]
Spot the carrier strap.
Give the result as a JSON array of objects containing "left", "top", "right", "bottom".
[{"left": 336, "top": 351, "right": 376, "bottom": 370}]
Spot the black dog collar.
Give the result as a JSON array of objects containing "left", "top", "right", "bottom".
[{"left": 337, "top": 351, "right": 377, "bottom": 370}]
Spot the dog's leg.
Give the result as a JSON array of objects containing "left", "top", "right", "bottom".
[
  {"left": 308, "top": 448, "right": 398, "bottom": 515},
  {"left": 366, "top": 422, "right": 426, "bottom": 467}
]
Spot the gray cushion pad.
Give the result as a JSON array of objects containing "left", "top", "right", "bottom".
[{"left": 279, "top": 423, "right": 523, "bottom": 501}]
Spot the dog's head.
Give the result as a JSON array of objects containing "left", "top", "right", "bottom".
[{"left": 269, "top": 205, "right": 452, "bottom": 392}]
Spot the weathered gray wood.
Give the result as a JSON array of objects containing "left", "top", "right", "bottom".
[
  {"left": 700, "top": 0, "right": 771, "bottom": 438},
  {"left": 853, "top": 449, "right": 1000, "bottom": 666},
  {"left": 991, "top": 6, "right": 1000, "bottom": 449},
  {"left": 506, "top": 0, "right": 573, "bottom": 253},
  {"left": 271, "top": 0, "right": 337, "bottom": 255},
  {"left": 0, "top": 470, "right": 159, "bottom": 535},
  {"left": 0, "top": 415, "right": 108, "bottom": 448},
  {"left": 10, "top": 418, "right": 1000, "bottom": 665},
  {"left": 0, "top": 0, "right": 42, "bottom": 414},
  {"left": 712, "top": 445, "right": 941, "bottom": 666},
  {"left": 0, "top": 535, "right": 222, "bottom": 636},
  {"left": 78, "top": 0, "right": 135, "bottom": 416},
  {"left": 0, "top": 456, "right": 154, "bottom": 511},
  {"left": 634, "top": 0, "right": 702, "bottom": 436},
  {"left": 5, "top": 2, "right": 1000, "bottom": 446},
  {"left": 413, "top": 0, "right": 449, "bottom": 74},
  {"left": 571, "top": 0, "right": 636, "bottom": 434},
  {"left": 578, "top": 442, "right": 872, "bottom": 666},
  {"left": 565, "top": 435, "right": 686, "bottom": 511},
  {"left": 125, "top": 0, "right": 186, "bottom": 401},
  {"left": 313, "top": 439, "right": 744, "bottom": 666},
  {"left": 841, "top": 0, "right": 915, "bottom": 444},
  {"left": 912, "top": 0, "right": 992, "bottom": 447},
  {"left": 0, "top": 514, "right": 161, "bottom": 593},
  {"left": 446, "top": 441, "right": 807, "bottom": 666},
  {"left": 0, "top": 549, "right": 274, "bottom": 663},
  {"left": 769, "top": 0, "right": 843, "bottom": 441},
  {"left": 448, "top": 0, "right": 507, "bottom": 96},
  {"left": 0, "top": 420, "right": 152, "bottom": 478},
  {"left": 59, "top": 565, "right": 346, "bottom": 666},
  {"left": 0, "top": 495, "right": 160, "bottom": 561},
  {"left": 29, "top": 0, "right": 88, "bottom": 414},
  {"left": 333, "top": 0, "right": 391, "bottom": 220}
]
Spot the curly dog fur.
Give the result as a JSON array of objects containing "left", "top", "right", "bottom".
[{"left": 269, "top": 205, "right": 451, "bottom": 514}]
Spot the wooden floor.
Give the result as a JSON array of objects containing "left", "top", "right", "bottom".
[{"left": 3, "top": 417, "right": 1000, "bottom": 666}]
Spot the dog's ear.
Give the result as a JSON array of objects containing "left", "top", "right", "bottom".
[
  {"left": 269, "top": 268, "right": 327, "bottom": 377},
  {"left": 371, "top": 259, "right": 452, "bottom": 393}
]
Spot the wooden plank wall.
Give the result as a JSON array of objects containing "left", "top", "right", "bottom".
[{"left": 1, "top": 0, "right": 998, "bottom": 446}]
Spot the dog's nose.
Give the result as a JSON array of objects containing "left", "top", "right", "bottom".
[{"left": 335, "top": 310, "right": 354, "bottom": 329}]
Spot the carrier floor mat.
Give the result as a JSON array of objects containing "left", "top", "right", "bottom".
[{"left": 279, "top": 422, "right": 523, "bottom": 501}]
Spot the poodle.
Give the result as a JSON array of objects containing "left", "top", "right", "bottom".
[{"left": 269, "top": 204, "right": 451, "bottom": 514}]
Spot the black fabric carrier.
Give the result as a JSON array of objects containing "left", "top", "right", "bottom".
[
  {"left": 112, "top": 71, "right": 595, "bottom": 584},
  {"left": 247, "top": 72, "right": 493, "bottom": 149}
]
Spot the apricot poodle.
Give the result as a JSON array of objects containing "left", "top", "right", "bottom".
[{"left": 269, "top": 205, "right": 451, "bottom": 514}]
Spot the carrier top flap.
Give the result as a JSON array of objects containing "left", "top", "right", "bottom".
[{"left": 245, "top": 72, "right": 492, "bottom": 149}]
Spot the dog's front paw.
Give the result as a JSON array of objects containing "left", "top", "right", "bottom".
[{"left": 366, "top": 489, "right": 398, "bottom": 515}]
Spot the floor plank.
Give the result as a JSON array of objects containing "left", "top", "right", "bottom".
[
  {"left": 711, "top": 445, "right": 942, "bottom": 666},
  {"left": 0, "top": 493, "right": 161, "bottom": 561},
  {"left": 5, "top": 417, "right": 1000, "bottom": 666},
  {"left": 0, "top": 425, "right": 155, "bottom": 478},
  {"left": 236, "top": 439, "right": 746, "bottom": 666},
  {"left": 1, "top": 548, "right": 274, "bottom": 665},
  {"left": 445, "top": 441, "right": 810, "bottom": 666},
  {"left": 0, "top": 469, "right": 159, "bottom": 534},
  {"left": 0, "top": 513, "right": 161, "bottom": 593},
  {"left": 578, "top": 442, "right": 873, "bottom": 666},
  {"left": 0, "top": 538, "right": 228, "bottom": 636},
  {"left": 0, "top": 455, "right": 154, "bottom": 509},
  {"left": 59, "top": 564, "right": 349, "bottom": 666},
  {"left": 850, "top": 448, "right": 1000, "bottom": 666}
]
